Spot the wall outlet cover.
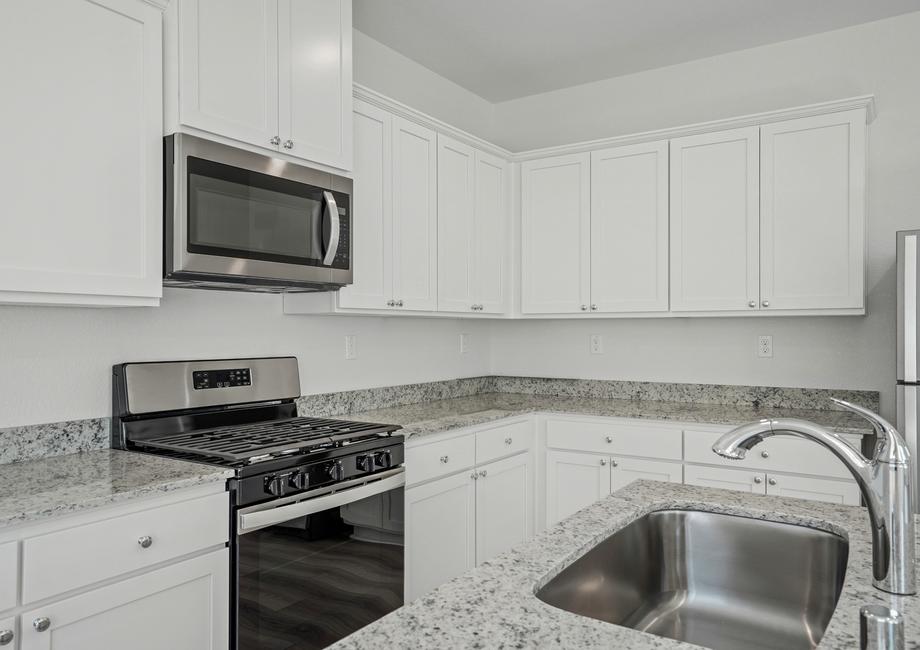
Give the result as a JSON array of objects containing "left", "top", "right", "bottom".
[
  {"left": 344, "top": 335, "right": 357, "bottom": 360},
  {"left": 590, "top": 334, "right": 604, "bottom": 355},
  {"left": 460, "top": 333, "right": 471, "bottom": 355},
  {"left": 758, "top": 335, "right": 773, "bottom": 358}
]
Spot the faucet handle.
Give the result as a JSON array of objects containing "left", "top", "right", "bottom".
[{"left": 831, "top": 398, "right": 910, "bottom": 464}]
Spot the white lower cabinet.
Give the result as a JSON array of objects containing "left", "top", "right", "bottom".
[
  {"left": 0, "top": 616, "right": 16, "bottom": 650},
  {"left": 610, "top": 457, "right": 683, "bottom": 492},
  {"left": 474, "top": 454, "right": 533, "bottom": 566},
  {"left": 684, "top": 464, "right": 766, "bottom": 494},
  {"left": 764, "top": 473, "right": 860, "bottom": 506},
  {"left": 404, "top": 471, "right": 476, "bottom": 603},
  {"left": 19, "top": 549, "right": 228, "bottom": 650}
]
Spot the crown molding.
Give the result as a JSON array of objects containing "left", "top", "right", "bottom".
[
  {"left": 354, "top": 83, "right": 513, "bottom": 159},
  {"left": 511, "top": 95, "right": 876, "bottom": 161},
  {"left": 354, "top": 85, "right": 875, "bottom": 164}
]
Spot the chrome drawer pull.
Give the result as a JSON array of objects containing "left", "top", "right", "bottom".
[
  {"left": 138, "top": 535, "right": 153, "bottom": 549},
  {"left": 440, "top": 455, "right": 449, "bottom": 464}
]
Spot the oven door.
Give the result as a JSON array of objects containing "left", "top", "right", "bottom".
[
  {"left": 234, "top": 469, "right": 405, "bottom": 650},
  {"left": 166, "top": 133, "right": 352, "bottom": 287}
]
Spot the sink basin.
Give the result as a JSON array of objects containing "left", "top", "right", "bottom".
[{"left": 536, "top": 510, "right": 848, "bottom": 650}]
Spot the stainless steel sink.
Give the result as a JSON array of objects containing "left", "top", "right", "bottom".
[{"left": 536, "top": 510, "right": 848, "bottom": 650}]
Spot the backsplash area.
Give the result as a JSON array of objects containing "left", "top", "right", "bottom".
[{"left": 1, "top": 376, "right": 880, "bottom": 466}]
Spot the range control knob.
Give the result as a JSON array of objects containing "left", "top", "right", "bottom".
[
  {"left": 328, "top": 460, "right": 346, "bottom": 481},
  {"left": 289, "top": 471, "right": 308, "bottom": 491},
  {"left": 374, "top": 449, "right": 392, "bottom": 469},
  {"left": 356, "top": 454, "right": 373, "bottom": 472},
  {"left": 265, "top": 475, "right": 287, "bottom": 497}
]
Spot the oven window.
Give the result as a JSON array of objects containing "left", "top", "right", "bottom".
[
  {"left": 237, "top": 488, "right": 404, "bottom": 650},
  {"left": 187, "top": 156, "right": 325, "bottom": 265}
]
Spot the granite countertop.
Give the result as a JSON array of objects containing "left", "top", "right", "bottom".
[
  {"left": 345, "top": 392, "right": 875, "bottom": 439},
  {"left": 0, "top": 449, "right": 233, "bottom": 530},
  {"left": 331, "top": 480, "right": 918, "bottom": 649}
]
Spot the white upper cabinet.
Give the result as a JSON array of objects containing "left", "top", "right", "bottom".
[
  {"left": 521, "top": 153, "right": 591, "bottom": 314},
  {"left": 170, "top": 0, "right": 353, "bottom": 171},
  {"left": 437, "top": 136, "right": 477, "bottom": 313},
  {"left": 438, "top": 136, "right": 509, "bottom": 314},
  {"left": 392, "top": 118, "right": 438, "bottom": 311},
  {"left": 278, "top": 0, "right": 353, "bottom": 170},
  {"left": 337, "top": 100, "right": 392, "bottom": 310},
  {"left": 760, "top": 109, "right": 866, "bottom": 310},
  {"left": 590, "top": 141, "right": 669, "bottom": 313},
  {"left": 670, "top": 127, "right": 760, "bottom": 312},
  {"left": 0, "top": 0, "right": 163, "bottom": 306},
  {"left": 177, "top": 0, "right": 279, "bottom": 149}
]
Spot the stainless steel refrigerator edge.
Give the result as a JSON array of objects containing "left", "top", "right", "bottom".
[{"left": 896, "top": 230, "right": 920, "bottom": 510}]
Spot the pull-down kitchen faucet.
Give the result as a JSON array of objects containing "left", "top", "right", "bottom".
[{"left": 712, "top": 398, "right": 916, "bottom": 595}]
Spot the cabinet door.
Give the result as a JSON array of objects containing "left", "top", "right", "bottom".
[
  {"left": 521, "top": 154, "right": 591, "bottom": 314},
  {"left": 545, "top": 450, "right": 610, "bottom": 527},
  {"left": 437, "top": 136, "right": 476, "bottom": 313},
  {"left": 392, "top": 117, "right": 438, "bottom": 311},
  {"left": 760, "top": 110, "right": 866, "bottom": 310},
  {"left": 670, "top": 128, "right": 760, "bottom": 312},
  {"left": 684, "top": 464, "right": 766, "bottom": 494},
  {"left": 765, "top": 474, "right": 860, "bottom": 506},
  {"left": 0, "top": 0, "right": 163, "bottom": 306},
  {"left": 179, "top": 0, "right": 279, "bottom": 150},
  {"left": 278, "top": 0, "right": 352, "bottom": 170},
  {"left": 610, "top": 457, "right": 682, "bottom": 492},
  {"left": 404, "top": 472, "right": 475, "bottom": 602},
  {"left": 590, "top": 141, "right": 669, "bottom": 312},
  {"left": 475, "top": 454, "right": 533, "bottom": 565},
  {"left": 474, "top": 151, "right": 510, "bottom": 314},
  {"left": 20, "top": 549, "right": 228, "bottom": 650},
  {"left": 0, "top": 617, "right": 15, "bottom": 650},
  {"left": 338, "top": 100, "right": 393, "bottom": 309}
]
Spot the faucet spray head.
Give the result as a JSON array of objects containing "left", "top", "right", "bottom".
[{"left": 712, "top": 419, "right": 775, "bottom": 460}]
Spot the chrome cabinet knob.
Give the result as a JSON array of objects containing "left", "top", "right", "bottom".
[
  {"left": 605, "top": 436, "right": 613, "bottom": 444},
  {"left": 283, "top": 139, "right": 294, "bottom": 149},
  {"left": 611, "top": 459, "right": 619, "bottom": 467},
  {"left": 479, "top": 470, "right": 487, "bottom": 478},
  {"left": 600, "top": 459, "right": 608, "bottom": 466},
  {"left": 768, "top": 478, "right": 777, "bottom": 486},
  {"left": 748, "top": 300, "right": 756, "bottom": 308},
  {"left": 396, "top": 300, "right": 404, "bottom": 307},
  {"left": 590, "top": 304, "right": 598, "bottom": 311},
  {"left": 0, "top": 629, "right": 13, "bottom": 645},
  {"left": 440, "top": 455, "right": 449, "bottom": 464},
  {"left": 761, "top": 450, "right": 770, "bottom": 459},
  {"left": 33, "top": 617, "right": 51, "bottom": 633},
  {"left": 753, "top": 476, "right": 763, "bottom": 484},
  {"left": 470, "top": 472, "right": 478, "bottom": 480},
  {"left": 762, "top": 300, "right": 770, "bottom": 307},
  {"left": 386, "top": 299, "right": 395, "bottom": 307},
  {"left": 138, "top": 535, "right": 153, "bottom": 549},
  {"left": 504, "top": 437, "right": 513, "bottom": 445},
  {"left": 580, "top": 305, "right": 588, "bottom": 311},
  {"left": 270, "top": 135, "right": 281, "bottom": 146}
]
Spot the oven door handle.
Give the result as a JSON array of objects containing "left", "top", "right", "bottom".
[
  {"left": 237, "top": 470, "right": 405, "bottom": 535},
  {"left": 321, "top": 190, "right": 340, "bottom": 266}
]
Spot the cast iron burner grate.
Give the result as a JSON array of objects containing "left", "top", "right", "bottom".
[{"left": 136, "top": 417, "right": 396, "bottom": 462}]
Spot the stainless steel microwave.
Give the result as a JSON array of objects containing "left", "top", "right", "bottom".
[{"left": 164, "top": 133, "right": 352, "bottom": 292}]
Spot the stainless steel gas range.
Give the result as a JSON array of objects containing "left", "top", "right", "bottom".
[{"left": 111, "top": 357, "right": 405, "bottom": 650}]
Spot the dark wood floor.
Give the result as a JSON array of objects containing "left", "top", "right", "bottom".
[{"left": 238, "top": 523, "right": 403, "bottom": 650}]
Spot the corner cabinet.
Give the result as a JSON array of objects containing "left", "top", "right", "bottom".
[
  {"left": 438, "top": 136, "right": 510, "bottom": 314},
  {"left": 168, "top": 0, "right": 353, "bottom": 172},
  {"left": 0, "top": 0, "right": 164, "bottom": 307}
]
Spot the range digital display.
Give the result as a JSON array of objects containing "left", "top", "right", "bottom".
[{"left": 192, "top": 368, "right": 251, "bottom": 390}]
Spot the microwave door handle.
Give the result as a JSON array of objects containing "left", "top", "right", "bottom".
[{"left": 322, "top": 191, "right": 340, "bottom": 266}]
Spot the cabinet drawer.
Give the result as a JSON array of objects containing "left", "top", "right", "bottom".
[
  {"left": 765, "top": 474, "right": 860, "bottom": 506},
  {"left": 546, "top": 417, "right": 682, "bottom": 460},
  {"left": 0, "top": 542, "right": 17, "bottom": 613},
  {"left": 405, "top": 434, "right": 476, "bottom": 487},
  {"left": 22, "top": 492, "right": 228, "bottom": 604},
  {"left": 684, "top": 429, "right": 857, "bottom": 479},
  {"left": 684, "top": 464, "right": 766, "bottom": 494},
  {"left": 476, "top": 420, "right": 533, "bottom": 464}
]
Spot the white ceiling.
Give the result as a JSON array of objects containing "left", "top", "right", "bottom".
[{"left": 354, "top": 0, "right": 920, "bottom": 102}]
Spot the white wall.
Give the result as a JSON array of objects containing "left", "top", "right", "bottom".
[
  {"left": 353, "top": 30, "right": 499, "bottom": 143},
  {"left": 0, "top": 289, "right": 491, "bottom": 428},
  {"left": 490, "top": 12, "right": 920, "bottom": 418}
]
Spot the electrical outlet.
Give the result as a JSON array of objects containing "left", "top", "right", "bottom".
[
  {"left": 459, "top": 333, "right": 470, "bottom": 355},
  {"left": 758, "top": 335, "right": 773, "bottom": 358},
  {"left": 344, "top": 335, "right": 357, "bottom": 360},
  {"left": 590, "top": 334, "right": 604, "bottom": 355}
]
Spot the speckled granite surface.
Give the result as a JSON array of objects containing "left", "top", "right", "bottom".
[
  {"left": 0, "top": 450, "right": 232, "bottom": 530},
  {"left": 331, "top": 480, "right": 919, "bottom": 650},
  {"left": 0, "top": 417, "right": 109, "bottom": 465},
  {"left": 341, "top": 392, "right": 876, "bottom": 439}
]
